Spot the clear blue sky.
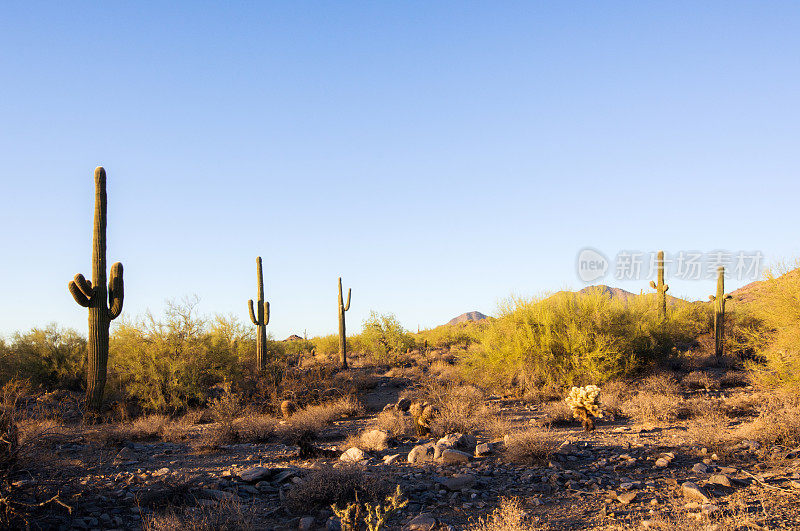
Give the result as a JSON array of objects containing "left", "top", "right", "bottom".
[{"left": 2, "top": 1, "right": 799, "bottom": 339}]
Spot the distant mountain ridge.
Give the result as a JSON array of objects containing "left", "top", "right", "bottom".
[{"left": 447, "top": 311, "right": 488, "bottom": 325}]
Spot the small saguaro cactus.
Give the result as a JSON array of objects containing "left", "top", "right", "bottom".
[
  {"left": 338, "top": 277, "right": 352, "bottom": 369},
  {"left": 709, "top": 266, "right": 733, "bottom": 359},
  {"left": 565, "top": 385, "right": 603, "bottom": 432},
  {"left": 649, "top": 250, "right": 670, "bottom": 318},
  {"left": 247, "top": 256, "right": 270, "bottom": 371},
  {"left": 68, "top": 167, "right": 124, "bottom": 411}
]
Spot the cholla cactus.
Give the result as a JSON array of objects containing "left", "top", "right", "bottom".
[
  {"left": 331, "top": 486, "right": 407, "bottom": 531},
  {"left": 565, "top": 385, "right": 603, "bottom": 431}
]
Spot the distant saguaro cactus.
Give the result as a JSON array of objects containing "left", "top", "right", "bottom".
[
  {"left": 248, "top": 256, "right": 270, "bottom": 371},
  {"left": 68, "top": 167, "right": 124, "bottom": 411},
  {"left": 649, "top": 250, "right": 670, "bottom": 318},
  {"left": 338, "top": 277, "right": 352, "bottom": 369},
  {"left": 709, "top": 266, "right": 732, "bottom": 359}
]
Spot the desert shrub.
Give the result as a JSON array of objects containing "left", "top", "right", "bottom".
[
  {"left": 358, "top": 312, "right": 415, "bottom": 365},
  {"left": 683, "top": 370, "right": 718, "bottom": 390},
  {"left": 286, "top": 396, "right": 363, "bottom": 436},
  {"left": 144, "top": 496, "right": 254, "bottom": 531},
  {"left": 503, "top": 427, "right": 560, "bottom": 465},
  {"left": 373, "top": 409, "right": 414, "bottom": 438},
  {"left": 0, "top": 324, "right": 86, "bottom": 390},
  {"left": 466, "top": 497, "right": 530, "bottom": 531},
  {"left": 744, "top": 265, "right": 800, "bottom": 389},
  {"left": 735, "top": 394, "right": 800, "bottom": 450},
  {"left": 416, "top": 321, "right": 485, "bottom": 351},
  {"left": 311, "top": 334, "right": 344, "bottom": 359},
  {"left": 540, "top": 400, "right": 573, "bottom": 427},
  {"left": 109, "top": 298, "right": 250, "bottom": 414},
  {"left": 417, "top": 380, "right": 495, "bottom": 436},
  {"left": 283, "top": 465, "right": 389, "bottom": 514},
  {"left": 461, "top": 290, "right": 698, "bottom": 394}
]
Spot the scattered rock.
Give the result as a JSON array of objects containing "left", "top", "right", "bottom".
[
  {"left": 340, "top": 447, "right": 366, "bottom": 463},
  {"left": 237, "top": 466, "right": 272, "bottom": 483},
  {"left": 383, "top": 454, "right": 400, "bottom": 465},
  {"left": 396, "top": 398, "right": 412, "bottom": 412},
  {"left": 299, "top": 516, "right": 315, "bottom": 530},
  {"left": 681, "top": 482, "right": 710, "bottom": 503},
  {"left": 692, "top": 463, "right": 710, "bottom": 474},
  {"left": 439, "top": 449, "right": 470, "bottom": 465},
  {"left": 403, "top": 513, "right": 436, "bottom": 531},
  {"left": 708, "top": 474, "right": 733, "bottom": 488},
  {"left": 475, "top": 442, "right": 492, "bottom": 456},
  {"left": 617, "top": 491, "right": 637, "bottom": 505},
  {"left": 436, "top": 474, "right": 476, "bottom": 491},
  {"left": 408, "top": 443, "right": 435, "bottom": 464}
]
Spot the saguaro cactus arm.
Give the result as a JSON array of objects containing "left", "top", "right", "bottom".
[
  {"left": 69, "top": 274, "right": 93, "bottom": 307},
  {"left": 108, "top": 262, "right": 124, "bottom": 320},
  {"left": 344, "top": 288, "right": 351, "bottom": 311}
]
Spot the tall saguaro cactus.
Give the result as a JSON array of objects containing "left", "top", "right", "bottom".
[
  {"left": 337, "top": 277, "right": 352, "bottom": 369},
  {"left": 248, "top": 256, "right": 270, "bottom": 371},
  {"left": 709, "top": 266, "right": 732, "bottom": 359},
  {"left": 68, "top": 167, "right": 124, "bottom": 411},
  {"left": 649, "top": 250, "right": 670, "bottom": 318}
]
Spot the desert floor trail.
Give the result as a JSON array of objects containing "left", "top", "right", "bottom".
[{"left": 7, "top": 356, "right": 800, "bottom": 530}]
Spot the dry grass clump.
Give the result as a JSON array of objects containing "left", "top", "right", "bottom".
[
  {"left": 720, "top": 394, "right": 760, "bottom": 418},
  {"left": 143, "top": 497, "right": 254, "bottom": 531},
  {"left": 503, "top": 427, "right": 560, "bottom": 465},
  {"left": 417, "top": 380, "right": 495, "bottom": 436},
  {"left": 91, "top": 414, "right": 171, "bottom": 445},
  {"left": 640, "top": 373, "right": 681, "bottom": 395},
  {"left": 373, "top": 409, "right": 415, "bottom": 438},
  {"left": 466, "top": 497, "right": 531, "bottom": 531},
  {"left": 540, "top": 400, "right": 573, "bottom": 427},
  {"left": 735, "top": 394, "right": 800, "bottom": 450},
  {"left": 283, "top": 465, "right": 388, "bottom": 515},
  {"left": 288, "top": 396, "right": 363, "bottom": 435},
  {"left": 683, "top": 371, "right": 718, "bottom": 390},
  {"left": 720, "top": 370, "right": 749, "bottom": 388},
  {"left": 598, "top": 380, "right": 631, "bottom": 419}
]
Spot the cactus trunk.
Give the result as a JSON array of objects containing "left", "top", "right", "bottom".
[
  {"left": 68, "top": 167, "right": 124, "bottom": 411},
  {"left": 338, "top": 277, "right": 351, "bottom": 369},
  {"left": 248, "top": 256, "right": 270, "bottom": 371},
  {"left": 710, "top": 266, "right": 731, "bottom": 359},
  {"left": 649, "top": 250, "right": 669, "bottom": 319}
]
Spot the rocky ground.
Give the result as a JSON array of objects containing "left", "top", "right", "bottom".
[{"left": 5, "top": 372, "right": 800, "bottom": 531}]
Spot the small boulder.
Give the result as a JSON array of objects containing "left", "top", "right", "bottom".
[
  {"left": 299, "top": 516, "right": 315, "bottom": 530},
  {"left": 681, "top": 482, "right": 710, "bottom": 503},
  {"left": 237, "top": 466, "right": 272, "bottom": 483},
  {"left": 617, "top": 491, "right": 637, "bottom": 505},
  {"left": 396, "top": 398, "right": 412, "bottom": 412},
  {"left": 403, "top": 513, "right": 436, "bottom": 531},
  {"left": 475, "top": 442, "right": 492, "bottom": 456},
  {"left": 340, "top": 447, "right": 366, "bottom": 463},
  {"left": 408, "top": 443, "right": 435, "bottom": 464},
  {"left": 708, "top": 474, "right": 733, "bottom": 488},
  {"left": 691, "top": 463, "right": 710, "bottom": 474},
  {"left": 439, "top": 449, "right": 470, "bottom": 465},
  {"left": 383, "top": 454, "right": 400, "bottom": 465},
  {"left": 436, "top": 474, "right": 476, "bottom": 491}
]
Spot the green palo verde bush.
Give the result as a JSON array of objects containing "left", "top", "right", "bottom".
[
  {"left": 460, "top": 289, "right": 702, "bottom": 393},
  {"left": 109, "top": 297, "right": 254, "bottom": 414},
  {"left": 745, "top": 263, "right": 800, "bottom": 389},
  {"left": 357, "top": 311, "right": 414, "bottom": 364},
  {"left": 0, "top": 324, "right": 87, "bottom": 390}
]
